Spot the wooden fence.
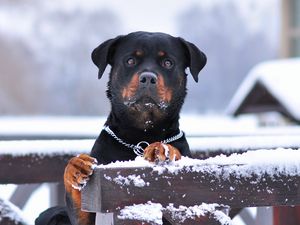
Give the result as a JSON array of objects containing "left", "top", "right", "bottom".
[
  {"left": 1, "top": 137, "right": 300, "bottom": 224},
  {"left": 81, "top": 150, "right": 300, "bottom": 225}
]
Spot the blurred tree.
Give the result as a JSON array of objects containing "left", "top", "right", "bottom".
[
  {"left": 178, "top": 1, "right": 278, "bottom": 113},
  {"left": 31, "top": 4, "right": 122, "bottom": 115},
  {"left": 0, "top": 1, "right": 122, "bottom": 115},
  {"left": 0, "top": 38, "right": 44, "bottom": 114}
]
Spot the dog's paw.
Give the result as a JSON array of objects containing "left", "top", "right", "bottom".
[
  {"left": 144, "top": 142, "right": 181, "bottom": 163},
  {"left": 64, "top": 154, "right": 98, "bottom": 192}
]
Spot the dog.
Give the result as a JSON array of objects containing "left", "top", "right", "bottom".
[{"left": 36, "top": 31, "right": 206, "bottom": 225}]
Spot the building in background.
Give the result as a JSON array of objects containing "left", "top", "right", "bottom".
[
  {"left": 228, "top": 0, "right": 300, "bottom": 124},
  {"left": 281, "top": 0, "right": 300, "bottom": 57},
  {"left": 226, "top": 58, "right": 300, "bottom": 125}
]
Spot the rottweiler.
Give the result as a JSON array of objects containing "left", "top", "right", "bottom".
[{"left": 36, "top": 31, "right": 206, "bottom": 225}]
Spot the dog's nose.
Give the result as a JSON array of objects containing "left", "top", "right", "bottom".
[{"left": 139, "top": 72, "right": 157, "bottom": 86}]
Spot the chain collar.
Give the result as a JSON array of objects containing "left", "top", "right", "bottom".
[{"left": 103, "top": 125, "right": 184, "bottom": 156}]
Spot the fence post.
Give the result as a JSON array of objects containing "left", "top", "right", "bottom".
[{"left": 96, "top": 213, "right": 114, "bottom": 225}]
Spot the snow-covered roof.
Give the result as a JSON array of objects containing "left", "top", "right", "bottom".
[{"left": 226, "top": 58, "right": 300, "bottom": 121}]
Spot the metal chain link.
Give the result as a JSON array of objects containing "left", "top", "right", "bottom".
[
  {"left": 162, "top": 130, "right": 184, "bottom": 144},
  {"left": 103, "top": 126, "right": 136, "bottom": 149},
  {"left": 103, "top": 126, "right": 183, "bottom": 156}
]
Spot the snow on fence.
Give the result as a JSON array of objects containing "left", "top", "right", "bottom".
[
  {"left": 2, "top": 135, "right": 300, "bottom": 183},
  {"left": 0, "top": 140, "right": 92, "bottom": 184},
  {"left": 81, "top": 149, "right": 300, "bottom": 225},
  {"left": 1, "top": 137, "right": 300, "bottom": 224}
]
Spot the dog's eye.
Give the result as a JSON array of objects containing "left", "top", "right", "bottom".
[
  {"left": 162, "top": 59, "right": 173, "bottom": 69},
  {"left": 126, "top": 57, "right": 136, "bottom": 66}
]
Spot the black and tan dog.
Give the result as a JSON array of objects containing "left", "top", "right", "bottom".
[{"left": 36, "top": 31, "right": 206, "bottom": 225}]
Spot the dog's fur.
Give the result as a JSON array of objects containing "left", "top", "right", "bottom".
[{"left": 37, "top": 31, "right": 206, "bottom": 225}]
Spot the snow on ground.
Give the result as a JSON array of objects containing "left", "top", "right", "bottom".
[
  {"left": 188, "top": 135, "right": 300, "bottom": 152},
  {"left": 2, "top": 115, "right": 300, "bottom": 139},
  {"left": 0, "top": 116, "right": 105, "bottom": 138}
]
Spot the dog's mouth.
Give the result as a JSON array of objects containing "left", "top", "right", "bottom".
[
  {"left": 123, "top": 96, "right": 170, "bottom": 131},
  {"left": 124, "top": 96, "right": 169, "bottom": 111}
]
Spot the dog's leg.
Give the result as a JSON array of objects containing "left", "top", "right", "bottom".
[
  {"left": 144, "top": 142, "right": 181, "bottom": 162},
  {"left": 64, "top": 154, "right": 97, "bottom": 225}
]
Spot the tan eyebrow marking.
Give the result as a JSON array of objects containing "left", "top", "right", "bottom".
[
  {"left": 135, "top": 50, "right": 144, "bottom": 56},
  {"left": 158, "top": 51, "right": 166, "bottom": 57}
]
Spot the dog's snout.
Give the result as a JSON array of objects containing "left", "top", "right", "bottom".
[{"left": 139, "top": 72, "right": 157, "bottom": 86}]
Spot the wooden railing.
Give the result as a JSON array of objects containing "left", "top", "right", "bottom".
[
  {"left": 1, "top": 137, "right": 300, "bottom": 224},
  {"left": 0, "top": 140, "right": 92, "bottom": 225},
  {"left": 81, "top": 149, "right": 300, "bottom": 225}
]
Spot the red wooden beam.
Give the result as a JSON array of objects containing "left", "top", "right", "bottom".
[{"left": 273, "top": 206, "right": 300, "bottom": 225}]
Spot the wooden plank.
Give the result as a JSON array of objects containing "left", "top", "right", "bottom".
[
  {"left": 10, "top": 184, "right": 40, "bottom": 208},
  {"left": 96, "top": 213, "right": 114, "bottom": 225},
  {"left": 49, "top": 182, "right": 66, "bottom": 206},
  {"left": 0, "top": 139, "right": 92, "bottom": 184},
  {"left": 82, "top": 165, "right": 300, "bottom": 213},
  {"left": 0, "top": 154, "right": 72, "bottom": 184},
  {"left": 0, "top": 148, "right": 298, "bottom": 185},
  {"left": 273, "top": 206, "right": 300, "bottom": 225},
  {"left": 238, "top": 208, "right": 255, "bottom": 225},
  {"left": 255, "top": 207, "right": 272, "bottom": 225}
]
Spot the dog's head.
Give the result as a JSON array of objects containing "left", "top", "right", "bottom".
[{"left": 92, "top": 31, "right": 206, "bottom": 131}]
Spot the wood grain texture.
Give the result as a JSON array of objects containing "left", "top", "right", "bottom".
[
  {"left": 82, "top": 165, "right": 300, "bottom": 213},
  {"left": 0, "top": 154, "right": 71, "bottom": 184}
]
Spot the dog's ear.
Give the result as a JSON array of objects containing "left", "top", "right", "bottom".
[
  {"left": 178, "top": 38, "right": 207, "bottom": 83},
  {"left": 91, "top": 35, "right": 123, "bottom": 79}
]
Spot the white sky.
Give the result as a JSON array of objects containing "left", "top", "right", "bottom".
[
  {"left": 0, "top": 0, "right": 279, "bottom": 50},
  {"left": 102, "top": 0, "right": 206, "bottom": 35},
  {"left": 46, "top": 0, "right": 279, "bottom": 36}
]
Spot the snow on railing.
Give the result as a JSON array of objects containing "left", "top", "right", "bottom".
[
  {"left": 0, "top": 140, "right": 92, "bottom": 184},
  {"left": 1, "top": 135, "right": 300, "bottom": 184},
  {"left": 118, "top": 202, "right": 232, "bottom": 225}
]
